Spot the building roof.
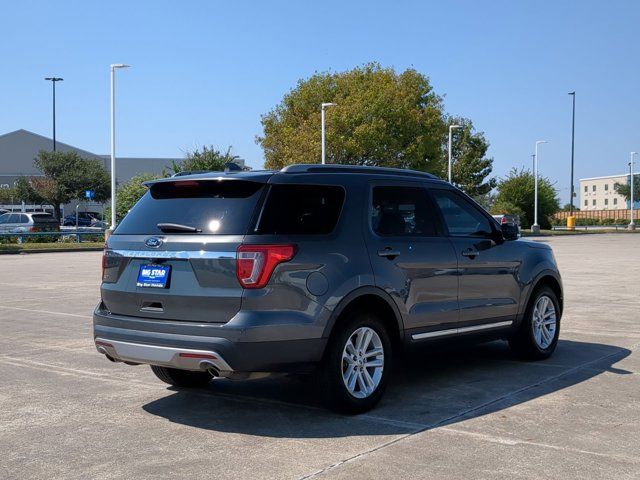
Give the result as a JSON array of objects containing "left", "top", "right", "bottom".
[
  {"left": 579, "top": 174, "right": 628, "bottom": 181},
  {"left": 0, "top": 129, "right": 180, "bottom": 183}
]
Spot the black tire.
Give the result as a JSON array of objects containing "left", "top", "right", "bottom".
[
  {"left": 509, "top": 286, "right": 561, "bottom": 360},
  {"left": 150, "top": 365, "right": 213, "bottom": 388},
  {"left": 320, "top": 313, "right": 392, "bottom": 414}
]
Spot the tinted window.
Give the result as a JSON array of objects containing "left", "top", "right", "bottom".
[
  {"left": 19, "top": 214, "right": 30, "bottom": 223},
  {"left": 115, "top": 179, "right": 265, "bottom": 235},
  {"left": 432, "top": 190, "right": 493, "bottom": 237},
  {"left": 0, "top": 214, "right": 9, "bottom": 224},
  {"left": 256, "top": 184, "right": 344, "bottom": 235},
  {"left": 8, "top": 214, "right": 20, "bottom": 224},
  {"left": 372, "top": 186, "right": 438, "bottom": 236}
]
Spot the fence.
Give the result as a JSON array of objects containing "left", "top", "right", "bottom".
[{"left": 553, "top": 209, "right": 633, "bottom": 221}]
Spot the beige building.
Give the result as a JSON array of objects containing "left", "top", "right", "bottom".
[{"left": 579, "top": 174, "right": 629, "bottom": 211}]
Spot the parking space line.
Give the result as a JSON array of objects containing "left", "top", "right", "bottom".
[
  {"left": 437, "top": 426, "right": 640, "bottom": 464},
  {"left": 0, "top": 305, "right": 91, "bottom": 319}
]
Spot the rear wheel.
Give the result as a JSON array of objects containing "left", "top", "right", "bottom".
[
  {"left": 509, "top": 286, "right": 560, "bottom": 360},
  {"left": 150, "top": 365, "right": 213, "bottom": 388},
  {"left": 320, "top": 313, "right": 392, "bottom": 414}
]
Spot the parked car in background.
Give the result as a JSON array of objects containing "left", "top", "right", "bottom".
[
  {"left": 0, "top": 212, "right": 60, "bottom": 233},
  {"left": 62, "top": 211, "right": 102, "bottom": 227},
  {"left": 492, "top": 214, "right": 520, "bottom": 237},
  {"left": 94, "top": 165, "right": 562, "bottom": 413}
]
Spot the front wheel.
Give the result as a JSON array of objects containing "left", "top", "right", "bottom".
[
  {"left": 320, "top": 314, "right": 392, "bottom": 414},
  {"left": 509, "top": 286, "right": 561, "bottom": 360},
  {"left": 150, "top": 365, "right": 213, "bottom": 388}
]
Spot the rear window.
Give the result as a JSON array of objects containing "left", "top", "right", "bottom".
[
  {"left": 31, "top": 213, "right": 56, "bottom": 222},
  {"left": 114, "top": 179, "right": 265, "bottom": 235},
  {"left": 255, "top": 184, "right": 344, "bottom": 235}
]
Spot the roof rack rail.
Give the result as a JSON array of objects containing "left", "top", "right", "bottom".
[{"left": 280, "top": 164, "right": 438, "bottom": 179}]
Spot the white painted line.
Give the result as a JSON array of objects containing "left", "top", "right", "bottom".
[{"left": 0, "top": 305, "right": 91, "bottom": 319}]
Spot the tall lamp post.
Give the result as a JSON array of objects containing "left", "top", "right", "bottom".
[
  {"left": 630, "top": 152, "right": 637, "bottom": 231},
  {"left": 448, "top": 124, "right": 461, "bottom": 184},
  {"left": 109, "top": 64, "right": 130, "bottom": 233},
  {"left": 321, "top": 102, "right": 336, "bottom": 165},
  {"left": 532, "top": 140, "right": 548, "bottom": 234},
  {"left": 44, "top": 77, "right": 63, "bottom": 151},
  {"left": 568, "top": 92, "right": 576, "bottom": 215}
]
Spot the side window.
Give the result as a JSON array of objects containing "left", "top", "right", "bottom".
[
  {"left": 431, "top": 190, "right": 494, "bottom": 238},
  {"left": 0, "top": 214, "right": 9, "bottom": 224},
  {"left": 8, "top": 214, "right": 20, "bottom": 224},
  {"left": 20, "top": 214, "right": 30, "bottom": 223},
  {"left": 256, "top": 184, "right": 345, "bottom": 235},
  {"left": 371, "top": 186, "right": 438, "bottom": 236}
]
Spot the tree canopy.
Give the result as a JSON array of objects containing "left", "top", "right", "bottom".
[
  {"left": 491, "top": 168, "right": 560, "bottom": 229},
  {"left": 18, "top": 151, "right": 110, "bottom": 219},
  {"left": 614, "top": 176, "right": 640, "bottom": 202},
  {"left": 166, "top": 146, "right": 240, "bottom": 175},
  {"left": 257, "top": 63, "right": 495, "bottom": 194}
]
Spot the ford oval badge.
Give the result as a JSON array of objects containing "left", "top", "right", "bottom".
[{"left": 145, "top": 237, "right": 163, "bottom": 248}]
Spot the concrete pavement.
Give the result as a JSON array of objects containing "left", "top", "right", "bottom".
[{"left": 1, "top": 234, "right": 639, "bottom": 479}]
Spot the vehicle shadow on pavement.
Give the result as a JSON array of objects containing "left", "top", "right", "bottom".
[{"left": 142, "top": 339, "right": 631, "bottom": 437}]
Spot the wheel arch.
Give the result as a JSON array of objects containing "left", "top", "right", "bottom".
[
  {"left": 322, "top": 287, "right": 404, "bottom": 349},
  {"left": 522, "top": 271, "right": 564, "bottom": 319}
]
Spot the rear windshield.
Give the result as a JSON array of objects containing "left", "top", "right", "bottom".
[
  {"left": 31, "top": 213, "right": 57, "bottom": 224},
  {"left": 114, "top": 179, "right": 265, "bottom": 235},
  {"left": 256, "top": 184, "right": 345, "bottom": 235}
]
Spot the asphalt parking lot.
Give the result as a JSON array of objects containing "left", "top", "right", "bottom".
[{"left": 1, "top": 234, "right": 639, "bottom": 479}]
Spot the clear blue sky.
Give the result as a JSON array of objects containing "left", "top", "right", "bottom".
[{"left": 2, "top": 0, "right": 639, "bottom": 203}]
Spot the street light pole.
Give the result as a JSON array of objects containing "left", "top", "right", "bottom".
[
  {"left": 44, "top": 77, "right": 63, "bottom": 151},
  {"left": 630, "top": 152, "right": 637, "bottom": 230},
  {"left": 531, "top": 154, "right": 536, "bottom": 172},
  {"left": 321, "top": 102, "right": 336, "bottom": 165},
  {"left": 109, "top": 64, "right": 130, "bottom": 233},
  {"left": 568, "top": 92, "right": 576, "bottom": 215},
  {"left": 532, "top": 140, "right": 548, "bottom": 234},
  {"left": 448, "top": 124, "right": 461, "bottom": 183}
]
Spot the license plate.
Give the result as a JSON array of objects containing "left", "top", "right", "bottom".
[{"left": 136, "top": 264, "right": 171, "bottom": 288}]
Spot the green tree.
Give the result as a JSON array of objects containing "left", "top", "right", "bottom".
[
  {"left": 493, "top": 168, "right": 559, "bottom": 229},
  {"left": 258, "top": 63, "right": 496, "bottom": 194},
  {"left": 107, "top": 173, "right": 160, "bottom": 224},
  {"left": 0, "top": 186, "right": 19, "bottom": 205},
  {"left": 448, "top": 117, "right": 497, "bottom": 196},
  {"left": 614, "top": 176, "right": 640, "bottom": 202},
  {"left": 167, "top": 146, "right": 239, "bottom": 175},
  {"left": 21, "top": 151, "right": 110, "bottom": 219}
]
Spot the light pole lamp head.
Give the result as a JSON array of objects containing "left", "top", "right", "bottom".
[
  {"left": 110, "top": 64, "right": 131, "bottom": 70},
  {"left": 568, "top": 91, "right": 575, "bottom": 96},
  {"left": 449, "top": 124, "right": 461, "bottom": 131},
  {"left": 45, "top": 77, "right": 63, "bottom": 82},
  {"left": 321, "top": 102, "right": 336, "bottom": 109},
  {"left": 536, "top": 140, "right": 548, "bottom": 146}
]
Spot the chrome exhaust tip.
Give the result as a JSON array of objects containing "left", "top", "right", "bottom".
[{"left": 200, "top": 360, "right": 220, "bottom": 377}]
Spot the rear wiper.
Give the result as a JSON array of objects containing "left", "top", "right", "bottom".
[{"left": 156, "top": 222, "right": 202, "bottom": 233}]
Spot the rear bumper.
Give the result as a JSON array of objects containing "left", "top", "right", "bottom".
[{"left": 93, "top": 306, "right": 327, "bottom": 373}]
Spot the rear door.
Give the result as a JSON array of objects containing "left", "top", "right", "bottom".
[
  {"left": 102, "top": 176, "right": 268, "bottom": 323},
  {"left": 430, "top": 188, "right": 521, "bottom": 326},
  {"left": 364, "top": 181, "right": 459, "bottom": 334}
]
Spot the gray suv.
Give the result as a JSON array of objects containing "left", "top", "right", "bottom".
[{"left": 94, "top": 165, "right": 563, "bottom": 413}]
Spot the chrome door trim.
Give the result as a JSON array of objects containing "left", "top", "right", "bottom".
[
  {"left": 411, "top": 320, "right": 513, "bottom": 340},
  {"left": 109, "top": 249, "right": 235, "bottom": 260}
]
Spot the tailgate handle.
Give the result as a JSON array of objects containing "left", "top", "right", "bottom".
[{"left": 140, "top": 302, "right": 164, "bottom": 313}]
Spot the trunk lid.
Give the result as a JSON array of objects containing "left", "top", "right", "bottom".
[{"left": 101, "top": 174, "right": 270, "bottom": 323}]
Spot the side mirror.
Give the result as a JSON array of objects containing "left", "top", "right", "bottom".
[{"left": 501, "top": 223, "right": 519, "bottom": 241}]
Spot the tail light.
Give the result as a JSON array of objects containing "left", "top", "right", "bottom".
[
  {"left": 236, "top": 244, "right": 296, "bottom": 289},
  {"left": 501, "top": 217, "right": 508, "bottom": 225},
  {"left": 29, "top": 226, "right": 37, "bottom": 232}
]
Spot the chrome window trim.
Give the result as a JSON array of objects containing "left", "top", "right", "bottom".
[{"left": 412, "top": 320, "right": 513, "bottom": 340}]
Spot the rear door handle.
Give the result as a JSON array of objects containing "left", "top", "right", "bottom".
[
  {"left": 378, "top": 248, "right": 400, "bottom": 259},
  {"left": 461, "top": 248, "right": 479, "bottom": 258}
]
